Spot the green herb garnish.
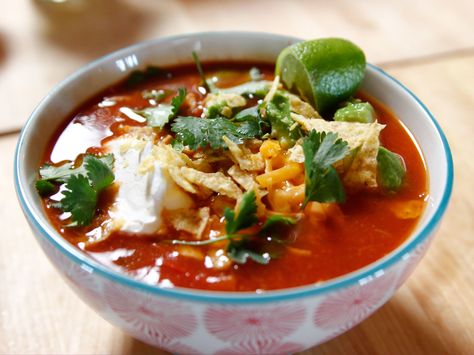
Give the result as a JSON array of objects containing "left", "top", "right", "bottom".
[
  {"left": 35, "top": 180, "right": 56, "bottom": 196},
  {"left": 38, "top": 154, "right": 114, "bottom": 183},
  {"left": 302, "top": 130, "right": 349, "bottom": 207},
  {"left": 192, "top": 51, "right": 215, "bottom": 93},
  {"left": 136, "top": 88, "right": 186, "bottom": 129},
  {"left": 224, "top": 191, "right": 258, "bottom": 235},
  {"left": 36, "top": 154, "right": 115, "bottom": 227},
  {"left": 59, "top": 174, "right": 98, "bottom": 227},
  {"left": 126, "top": 66, "right": 169, "bottom": 88},
  {"left": 168, "top": 191, "right": 297, "bottom": 265},
  {"left": 171, "top": 116, "right": 260, "bottom": 150}
]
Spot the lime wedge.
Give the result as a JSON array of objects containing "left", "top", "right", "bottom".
[{"left": 275, "top": 38, "right": 366, "bottom": 114}]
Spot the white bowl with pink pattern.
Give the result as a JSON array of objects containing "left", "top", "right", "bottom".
[{"left": 15, "top": 32, "right": 453, "bottom": 354}]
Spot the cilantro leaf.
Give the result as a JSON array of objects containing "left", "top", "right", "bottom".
[
  {"left": 234, "top": 105, "right": 269, "bottom": 137},
  {"left": 38, "top": 154, "right": 113, "bottom": 183},
  {"left": 137, "top": 88, "right": 187, "bottom": 129},
  {"left": 84, "top": 155, "right": 114, "bottom": 192},
  {"left": 36, "top": 154, "right": 115, "bottom": 227},
  {"left": 302, "top": 130, "right": 349, "bottom": 206},
  {"left": 227, "top": 240, "right": 270, "bottom": 265},
  {"left": 125, "top": 66, "right": 170, "bottom": 88},
  {"left": 264, "top": 92, "right": 303, "bottom": 147},
  {"left": 171, "top": 116, "right": 260, "bottom": 150},
  {"left": 261, "top": 215, "right": 297, "bottom": 231},
  {"left": 59, "top": 175, "right": 98, "bottom": 227},
  {"left": 170, "top": 88, "right": 187, "bottom": 116},
  {"left": 165, "top": 191, "right": 295, "bottom": 265},
  {"left": 224, "top": 191, "right": 258, "bottom": 235},
  {"left": 35, "top": 180, "right": 56, "bottom": 196},
  {"left": 38, "top": 162, "right": 74, "bottom": 183},
  {"left": 192, "top": 51, "right": 216, "bottom": 93}
]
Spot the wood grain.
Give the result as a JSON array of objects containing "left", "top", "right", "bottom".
[
  {"left": 1, "top": 1, "right": 473, "bottom": 354},
  {"left": 0, "top": 0, "right": 473, "bottom": 132}
]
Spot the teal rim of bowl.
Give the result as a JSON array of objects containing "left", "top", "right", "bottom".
[{"left": 14, "top": 32, "right": 454, "bottom": 304}]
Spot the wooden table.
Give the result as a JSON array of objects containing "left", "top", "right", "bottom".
[{"left": 1, "top": 1, "right": 473, "bottom": 354}]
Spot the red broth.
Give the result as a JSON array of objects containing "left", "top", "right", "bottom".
[{"left": 40, "top": 62, "right": 427, "bottom": 291}]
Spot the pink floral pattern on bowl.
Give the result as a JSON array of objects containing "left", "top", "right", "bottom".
[
  {"left": 213, "top": 339, "right": 305, "bottom": 355},
  {"left": 104, "top": 282, "right": 198, "bottom": 341},
  {"left": 204, "top": 305, "right": 306, "bottom": 343},
  {"left": 314, "top": 269, "right": 398, "bottom": 331}
]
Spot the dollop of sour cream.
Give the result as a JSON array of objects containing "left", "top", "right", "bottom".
[{"left": 105, "top": 134, "right": 192, "bottom": 234}]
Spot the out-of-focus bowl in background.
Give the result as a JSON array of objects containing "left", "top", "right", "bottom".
[{"left": 14, "top": 32, "right": 453, "bottom": 354}]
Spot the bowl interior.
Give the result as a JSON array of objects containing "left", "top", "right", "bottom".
[{"left": 15, "top": 32, "right": 452, "bottom": 301}]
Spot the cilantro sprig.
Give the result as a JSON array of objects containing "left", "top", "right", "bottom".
[
  {"left": 192, "top": 51, "right": 216, "bottom": 93},
  {"left": 169, "top": 191, "right": 297, "bottom": 264},
  {"left": 135, "top": 88, "right": 187, "bottom": 129},
  {"left": 302, "top": 130, "right": 350, "bottom": 207},
  {"left": 171, "top": 116, "right": 262, "bottom": 150},
  {"left": 36, "top": 154, "right": 115, "bottom": 227}
]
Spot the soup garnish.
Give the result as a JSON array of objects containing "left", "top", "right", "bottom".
[{"left": 35, "top": 38, "right": 427, "bottom": 291}]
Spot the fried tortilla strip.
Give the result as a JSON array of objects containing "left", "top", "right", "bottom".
[
  {"left": 167, "top": 166, "right": 198, "bottom": 194},
  {"left": 222, "top": 136, "right": 265, "bottom": 172},
  {"left": 166, "top": 207, "right": 210, "bottom": 239},
  {"left": 180, "top": 166, "right": 242, "bottom": 200},
  {"left": 292, "top": 114, "right": 385, "bottom": 189},
  {"left": 227, "top": 164, "right": 256, "bottom": 191},
  {"left": 286, "top": 93, "right": 322, "bottom": 119}
]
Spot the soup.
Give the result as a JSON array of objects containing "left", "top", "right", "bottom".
[{"left": 35, "top": 45, "right": 427, "bottom": 292}]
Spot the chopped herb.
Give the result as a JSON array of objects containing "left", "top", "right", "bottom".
[
  {"left": 125, "top": 66, "right": 169, "bottom": 88},
  {"left": 302, "top": 130, "right": 350, "bottom": 206},
  {"left": 234, "top": 105, "right": 260, "bottom": 122},
  {"left": 224, "top": 191, "right": 258, "bottom": 235},
  {"left": 171, "top": 139, "right": 185, "bottom": 152},
  {"left": 377, "top": 147, "right": 406, "bottom": 191},
  {"left": 192, "top": 51, "right": 215, "bottom": 93},
  {"left": 36, "top": 154, "right": 115, "bottom": 227},
  {"left": 58, "top": 175, "right": 98, "bottom": 227},
  {"left": 261, "top": 214, "right": 297, "bottom": 231},
  {"left": 136, "top": 88, "right": 186, "bottom": 128},
  {"left": 227, "top": 240, "right": 270, "bottom": 264},
  {"left": 171, "top": 116, "right": 260, "bottom": 150},
  {"left": 38, "top": 161, "right": 74, "bottom": 183},
  {"left": 38, "top": 154, "right": 113, "bottom": 183},
  {"left": 35, "top": 180, "right": 56, "bottom": 196},
  {"left": 264, "top": 92, "right": 303, "bottom": 147},
  {"left": 170, "top": 88, "right": 187, "bottom": 115},
  {"left": 166, "top": 191, "right": 297, "bottom": 265},
  {"left": 84, "top": 155, "right": 114, "bottom": 192}
]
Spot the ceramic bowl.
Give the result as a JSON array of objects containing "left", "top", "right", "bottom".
[{"left": 14, "top": 32, "right": 453, "bottom": 354}]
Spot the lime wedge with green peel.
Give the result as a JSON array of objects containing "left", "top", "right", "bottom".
[{"left": 276, "top": 38, "right": 366, "bottom": 114}]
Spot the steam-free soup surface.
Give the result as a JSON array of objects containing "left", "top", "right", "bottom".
[{"left": 41, "top": 62, "right": 427, "bottom": 291}]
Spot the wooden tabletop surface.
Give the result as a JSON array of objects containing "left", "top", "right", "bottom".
[{"left": 1, "top": 1, "right": 473, "bottom": 354}]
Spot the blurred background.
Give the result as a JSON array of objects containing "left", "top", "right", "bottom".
[{"left": 0, "top": 1, "right": 473, "bottom": 354}]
